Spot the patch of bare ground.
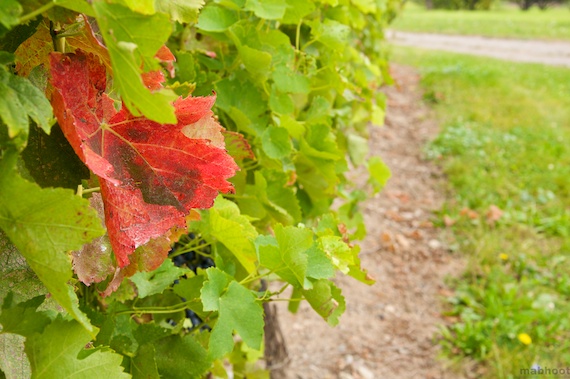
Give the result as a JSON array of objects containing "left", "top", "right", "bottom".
[{"left": 274, "top": 65, "right": 468, "bottom": 379}]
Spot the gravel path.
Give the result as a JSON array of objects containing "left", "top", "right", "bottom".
[
  {"left": 277, "top": 65, "right": 467, "bottom": 379},
  {"left": 388, "top": 30, "right": 570, "bottom": 67}
]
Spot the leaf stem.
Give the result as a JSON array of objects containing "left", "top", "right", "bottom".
[
  {"left": 295, "top": 21, "right": 302, "bottom": 52},
  {"left": 240, "top": 269, "right": 276, "bottom": 285},
  {"left": 222, "top": 194, "right": 254, "bottom": 200},
  {"left": 116, "top": 300, "right": 197, "bottom": 316},
  {"left": 82, "top": 187, "right": 100, "bottom": 195},
  {"left": 261, "top": 297, "right": 303, "bottom": 302},
  {"left": 169, "top": 242, "right": 211, "bottom": 258},
  {"left": 56, "top": 31, "right": 82, "bottom": 38},
  {"left": 19, "top": 2, "right": 55, "bottom": 24}
]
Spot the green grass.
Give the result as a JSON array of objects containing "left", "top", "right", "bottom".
[
  {"left": 391, "top": 2, "right": 570, "bottom": 41},
  {"left": 390, "top": 47, "right": 570, "bottom": 378}
]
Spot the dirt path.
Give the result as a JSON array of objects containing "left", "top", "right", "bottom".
[
  {"left": 276, "top": 65, "right": 466, "bottom": 379},
  {"left": 388, "top": 31, "right": 570, "bottom": 67}
]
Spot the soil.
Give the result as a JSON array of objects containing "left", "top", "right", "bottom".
[
  {"left": 387, "top": 31, "right": 570, "bottom": 67},
  {"left": 273, "top": 65, "right": 468, "bottom": 379}
]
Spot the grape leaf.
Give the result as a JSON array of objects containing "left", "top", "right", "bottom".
[
  {"left": 96, "top": 313, "right": 139, "bottom": 357},
  {"left": 0, "top": 293, "right": 51, "bottom": 337},
  {"left": 261, "top": 125, "right": 292, "bottom": 160},
  {"left": 221, "top": 130, "right": 254, "bottom": 162},
  {"left": 0, "top": 150, "right": 104, "bottom": 334},
  {"left": 154, "top": 335, "right": 212, "bottom": 379},
  {"left": 92, "top": 1, "right": 178, "bottom": 124},
  {"left": 65, "top": 15, "right": 112, "bottom": 72},
  {"left": 194, "top": 197, "right": 258, "bottom": 273},
  {"left": 255, "top": 224, "right": 312, "bottom": 288},
  {"left": 318, "top": 235, "right": 354, "bottom": 274},
  {"left": 0, "top": 67, "right": 53, "bottom": 147},
  {"left": 50, "top": 51, "right": 238, "bottom": 266},
  {"left": 215, "top": 75, "right": 268, "bottom": 137},
  {"left": 201, "top": 269, "right": 264, "bottom": 359},
  {"left": 14, "top": 21, "right": 53, "bottom": 78},
  {"left": 347, "top": 244, "right": 375, "bottom": 285},
  {"left": 302, "top": 279, "right": 345, "bottom": 326},
  {"left": 238, "top": 45, "right": 271, "bottom": 80},
  {"left": 0, "top": 333, "right": 30, "bottom": 379},
  {"left": 173, "top": 275, "right": 207, "bottom": 319},
  {"left": 244, "top": 0, "right": 287, "bottom": 20},
  {"left": 131, "top": 343, "right": 160, "bottom": 379},
  {"left": 368, "top": 156, "right": 391, "bottom": 193},
  {"left": 295, "top": 123, "right": 342, "bottom": 202},
  {"left": 0, "top": 0, "right": 21, "bottom": 29},
  {"left": 305, "top": 244, "right": 335, "bottom": 281},
  {"left": 0, "top": 231, "right": 45, "bottom": 305},
  {"left": 54, "top": 0, "right": 95, "bottom": 16},
  {"left": 155, "top": 0, "right": 204, "bottom": 24},
  {"left": 121, "top": 225, "right": 186, "bottom": 275},
  {"left": 269, "top": 87, "right": 294, "bottom": 115},
  {"left": 346, "top": 133, "right": 368, "bottom": 166},
  {"left": 239, "top": 170, "right": 301, "bottom": 225},
  {"left": 25, "top": 318, "right": 130, "bottom": 379},
  {"left": 196, "top": 4, "right": 238, "bottom": 32},
  {"left": 113, "top": 0, "right": 155, "bottom": 14},
  {"left": 352, "top": 0, "right": 377, "bottom": 13},
  {"left": 371, "top": 102, "right": 385, "bottom": 126},
  {"left": 271, "top": 66, "right": 309, "bottom": 94},
  {"left": 130, "top": 259, "right": 188, "bottom": 298},
  {"left": 281, "top": 0, "right": 315, "bottom": 24},
  {"left": 310, "top": 19, "right": 351, "bottom": 50}
]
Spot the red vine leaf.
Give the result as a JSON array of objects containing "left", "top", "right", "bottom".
[
  {"left": 222, "top": 130, "right": 255, "bottom": 161},
  {"left": 155, "top": 45, "right": 176, "bottom": 78},
  {"left": 66, "top": 15, "right": 112, "bottom": 72},
  {"left": 50, "top": 50, "right": 238, "bottom": 267}
]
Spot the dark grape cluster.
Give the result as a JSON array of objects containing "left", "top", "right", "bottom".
[
  {"left": 169, "top": 232, "right": 215, "bottom": 273},
  {"left": 169, "top": 232, "right": 214, "bottom": 332}
]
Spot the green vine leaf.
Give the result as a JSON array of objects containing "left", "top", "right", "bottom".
[
  {"left": 0, "top": 333, "right": 30, "bottom": 379},
  {"left": 0, "top": 231, "right": 45, "bottom": 305},
  {"left": 131, "top": 343, "right": 159, "bottom": 379},
  {"left": 156, "top": 0, "right": 204, "bottom": 23},
  {"left": 368, "top": 156, "right": 391, "bottom": 193},
  {"left": 244, "top": 0, "right": 287, "bottom": 20},
  {"left": 261, "top": 125, "right": 292, "bottom": 160},
  {"left": 194, "top": 197, "right": 258, "bottom": 273},
  {"left": 201, "top": 269, "right": 264, "bottom": 359},
  {"left": 310, "top": 18, "right": 351, "bottom": 50},
  {"left": 281, "top": 0, "right": 315, "bottom": 24},
  {"left": 25, "top": 318, "right": 130, "bottom": 379},
  {"left": 0, "top": 68, "right": 53, "bottom": 148},
  {"left": 0, "top": 0, "right": 21, "bottom": 29},
  {"left": 238, "top": 170, "right": 302, "bottom": 225},
  {"left": 0, "top": 293, "right": 51, "bottom": 337},
  {"left": 303, "top": 279, "right": 345, "bottom": 326},
  {"left": 196, "top": 4, "right": 238, "bottom": 32},
  {"left": 92, "top": 2, "right": 177, "bottom": 124},
  {"left": 154, "top": 335, "right": 211, "bottom": 379},
  {"left": 256, "top": 225, "right": 311, "bottom": 288},
  {"left": 0, "top": 151, "right": 105, "bottom": 334},
  {"left": 130, "top": 260, "right": 189, "bottom": 298}
]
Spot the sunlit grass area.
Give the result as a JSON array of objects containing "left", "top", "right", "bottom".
[
  {"left": 391, "top": 2, "right": 570, "bottom": 40},
  {"left": 391, "top": 46, "right": 570, "bottom": 378}
]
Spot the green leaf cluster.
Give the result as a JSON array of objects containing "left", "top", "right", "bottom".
[{"left": 0, "top": 0, "right": 399, "bottom": 377}]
